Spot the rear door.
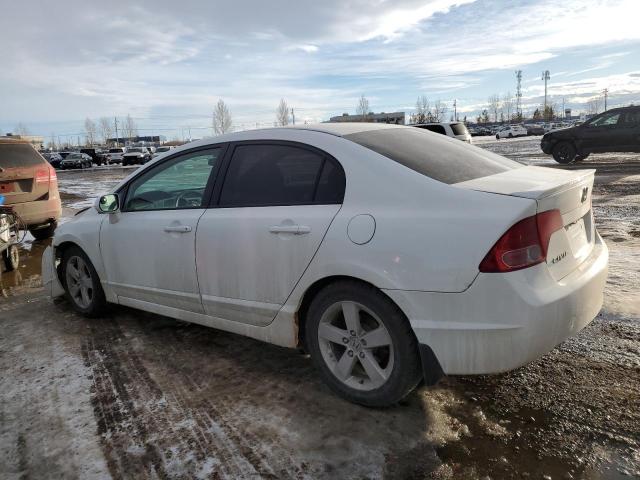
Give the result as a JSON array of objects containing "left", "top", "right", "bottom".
[
  {"left": 195, "top": 142, "right": 345, "bottom": 326},
  {"left": 580, "top": 111, "right": 624, "bottom": 152},
  {"left": 616, "top": 109, "right": 640, "bottom": 152},
  {"left": 0, "top": 142, "right": 50, "bottom": 204}
]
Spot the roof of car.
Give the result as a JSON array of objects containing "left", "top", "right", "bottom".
[
  {"left": 279, "top": 122, "right": 406, "bottom": 137},
  {"left": 0, "top": 137, "right": 31, "bottom": 145}
]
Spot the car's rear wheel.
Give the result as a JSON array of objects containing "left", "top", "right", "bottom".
[
  {"left": 508, "top": 133, "right": 513, "bottom": 138},
  {"left": 61, "top": 246, "right": 107, "bottom": 317},
  {"left": 2, "top": 244, "right": 19, "bottom": 271},
  {"left": 306, "top": 281, "right": 422, "bottom": 407},
  {"left": 552, "top": 142, "right": 577, "bottom": 164},
  {"left": 29, "top": 221, "right": 57, "bottom": 240}
]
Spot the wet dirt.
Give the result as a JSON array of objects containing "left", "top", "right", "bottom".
[{"left": 1, "top": 147, "right": 639, "bottom": 479}]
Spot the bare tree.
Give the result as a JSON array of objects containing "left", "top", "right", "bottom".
[
  {"left": 356, "top": 95, "right": 370, "bottom": 121},
  {"left": 14, "top": 122, "right": 30, "bottom": 136},
  {"left": 276, "top": 98, "right": 290, "bottom": 126},
  {"left": 84, "top": 118, "right": 97, "bottom": 146},
  {"left": 121, "top": 114, "right": 138, "bottom": 142},
  {"left": 414, "top": 95, "right": 431, "bottom": 123},
  {"left": 488, "top": 94, "right": 501, "bottom": 123},
  {"left": 587, "top": 96, "right": 601, "bottom": 116},
  {"left": 212, "top": 99, "right": 233, "bottom": 135},
  {"left": 501, "top": 92, "right": 515, "bottom": 122},
  {"left": 433, "top": 100, "right": 448, "bottom": 122},
  {"left": 98, "top": 117, "right": 113, "bottom": 145}
]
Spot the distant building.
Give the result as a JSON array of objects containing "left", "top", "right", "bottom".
[
  {"left": 106, "top": 135, "right": 165, "bottom": 146},
  {"left": 329, "top": 112, "right": 405, "bottom": 125},
  {"left": 3, "top": 133, "right": 44, "bottom": 150}
]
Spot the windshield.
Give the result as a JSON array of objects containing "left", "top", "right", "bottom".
[
  {"left": 450, "top": 123, "right": 468, "bottom": 136},
  {"left": 157, "top": 147, "right": 170, "bottom": 152},
  {"left": 67, "top": 153, "right": 82, "bottom": 159},
  {"left": 128, "top": 148, "right": 144, "bottom": 153},
  {"left": 345, "top": 127, "right": 522, "bottom": 185}
]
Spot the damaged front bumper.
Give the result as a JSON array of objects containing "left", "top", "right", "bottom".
[{"left": 41, "top": 245, "right": 65, "bottom": 298}]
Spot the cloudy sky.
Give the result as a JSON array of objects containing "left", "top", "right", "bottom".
[{"left": 1, "top": 0, "right": 639, "bottom": 142}]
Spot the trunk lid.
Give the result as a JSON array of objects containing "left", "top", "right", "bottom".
[{"left": 456, "top": 165, "right": 596, "bottom": 280}]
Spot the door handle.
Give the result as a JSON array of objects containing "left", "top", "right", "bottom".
[
  {"left": 269, "top": 225, "right": 311, "bottom": 235},
  {"left": 164, "top": 225, "right": 192, "bottom": 233}
]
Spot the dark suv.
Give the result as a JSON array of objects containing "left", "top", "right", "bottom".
[{"left": 541, "top": 106, "right": 640, "bottom": 163}]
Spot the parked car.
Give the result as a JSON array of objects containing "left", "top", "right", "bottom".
[
  {"left": 525, "top": 124, "right": 546, "bottom": 136},
  {"left": 121, "top": 147, "right": 151, "bottom": 166},
  {"left": 106, "top": 147, "right": 125, "bottom": 164},
  {"left": 58, "top": 151, "right": 74, "bottom": 159},
  {"left": 44, "top": 123, "right": 608, "bottom": 407},
  {"left": 60, "top": 153, "right": 92, "bottom": 169},
  {"left": 0, "top": 138, "right": 61, "bottom": 239},
  {"left": 496, "top": 125, "right": 528, "bottom": 139},
  {"left": 43, "top": 152, "right": 63, "bottom": 169},
  {"left": 541, "top": 106, "right": 640, "bottom": 163},
  {"left": 80, "top": 148, "right": 105, "bottom": 166},
  {"left": 152, "top": 145, "right": 174, "bottom": 158},
  {"left": 412, "top": 122, "right": 472, "bottom": 143}
]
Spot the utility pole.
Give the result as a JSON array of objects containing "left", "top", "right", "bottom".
[
  {"left": 541, "top": 70, "right": 550, "bottom": 121},
  {"left": 453, "top": 99, "right": 457, "bottom": 121},
  {"left": 114, "top": 117, "right": 119, "bottom": 147},
  {"left": 515, "top": 70, "right": 522, "bottom": 119},
  {"left": 603, "top": 88, "right": 609, "bottom": 111},
  {"left": 562, "top": 97, "right": 565, "bottom": 119},
  {"left": 291, "top": 108, "right": 295, "bottom": 125}
]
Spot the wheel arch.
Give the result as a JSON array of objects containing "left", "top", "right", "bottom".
[{"left": 295, "top": 275, "right": 414, "bottom": 351}]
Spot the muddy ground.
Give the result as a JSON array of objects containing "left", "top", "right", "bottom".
[{"left": 1, "top": 138, "right": 638, "bottom": 479}]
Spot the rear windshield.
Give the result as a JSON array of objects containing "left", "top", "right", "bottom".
[
  {"left": 344, "top": 127, "right": 522, "bottom": 184},
  {"left": 0, "top": 143, "right": 46, "bottom": 169},
  {"left": 450, "top": 123, "right": 468, "bottom": 136}
]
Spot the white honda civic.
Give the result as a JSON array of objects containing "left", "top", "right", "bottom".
[{"left": 43, "top": 123, "right": 608, "bottom": 407}]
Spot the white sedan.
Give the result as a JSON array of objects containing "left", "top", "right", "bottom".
[
  {"left": 43, "top": 123, "right": 608, "bottom": 407},
  {"left": 496, "top": 124, "right": 528, "bottom": 139}
]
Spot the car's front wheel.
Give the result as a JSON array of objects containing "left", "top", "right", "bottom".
[
  {"left": 61, "top": 246, "right": 107, "bottom": 317},
  {"left": 306, "top": 281, "right": 422, "bottom": 407},
  {"left": 552, "top": 141, "right": 577, "bottom": 164}
]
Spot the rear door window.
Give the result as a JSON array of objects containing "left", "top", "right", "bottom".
[
  {"left": 450, "top": 123, "right": 468, "bottom": 135},
  {"left": 345, "top": 127, "right": 522, "bottom": 185},
  {"left": 219, "top": 144, "right": 344, "bottom": 207},
  {"left": 0, "top": 143, "right": 46, "bottom": 169}
]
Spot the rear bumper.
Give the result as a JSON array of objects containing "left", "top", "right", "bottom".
[
  {"left": 9, "top": 197, "right": 61, "bottom": 227},
  {"left": 385, "top": 232, "right": 608, "bottom": 375}
]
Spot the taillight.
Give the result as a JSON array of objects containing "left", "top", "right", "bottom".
[
  {"left": 35, "top": 169, "right": 50, "bottom": 184},
  {"left": 49, "top": 166, "right": 57, "bottom": 181},
  {"left": 479, "top": 210, "right": 563, "bottom": 273}
]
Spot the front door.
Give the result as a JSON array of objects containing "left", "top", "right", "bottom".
[
  {"left": 100, "top": 147, "right": 224, "bottom": 313},
  {"left": 195, "top": 142, "right": 345, "bottom": 326},
  {"left": 579, "top": 111, "right": 623, "bottom": 153}
]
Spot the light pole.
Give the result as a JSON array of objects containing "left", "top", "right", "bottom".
[
  {"left": 603, "top": 88, "right": 609, "bottom": 111},
  {"left": 542, "top": 70, "right": 550, "bottom": 120}
]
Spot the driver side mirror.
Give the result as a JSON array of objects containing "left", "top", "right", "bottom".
[{"left": 98, "top": 193, "right": 119, "bottom": 214}]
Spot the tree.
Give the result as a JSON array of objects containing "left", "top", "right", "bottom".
[
  {"left": 432, "top": 100, "right": 448, "bottom": 122},
  {"left": 121, "top": 114, "right": 137, "bottom": 141},
  {"left": 414, "top": 96, "right": 430, "bottom": 123},
  {"left": 488, "top": 94, "right": 500, "bottom": 123},
  {"left": 14, "top": 122, "right": 29, "bottom": 136},
  {"left": 212, "top": 99, "right": 233, "bottom": 135},
  {"left": 481, "top": 109, "right": 490, "bottom": 123},
  {"left": 532, "top": 108, "right": 542, "bottom": 121},
  {"left": 587, "top": 97, "right": 601, "bottom": 116},
  {"left": 501, "top": 92, "right": 514, "bottom": 122},
  {"left": 98, "top": 117, "right": 113, "bottom": 145},
  {"left": 276, "top": 98, "right": 289, "bottom": 126},
  {"left": 84, "top": 118, "right": 97, "bottom": 146},
  {"left": 356, "top": 95, "right": 370, "bottom": 121}
]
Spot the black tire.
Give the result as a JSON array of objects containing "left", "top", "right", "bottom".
[
  {"left": 496, "top": 134, "right": 500, "bottom": 140},
  {"left": 29, "top": 221, "right": 57, "bottom": 240},
  {"left": 574, "top": 153, "right": 590, "bottom": 162},
  {"left": 61, "top": 246, "right": 107, "bottom": 317},
  {"left": 3, "top": 244, "right": 19, "bottom": 271},
  {"left": 552, "top": 141, "right": 577, "bottom": 164},
  {"left": 508, "top": 133, "right": 513, "bottom": 138},
  {"left": 306, "top": 280, "right": 422, "bottom": 407}
]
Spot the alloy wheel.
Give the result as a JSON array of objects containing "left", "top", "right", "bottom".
[
  {"left": 317, "top": 301, "right": 394, "bottom": 391},
  {"left": 65, "top": 255, "right": 94, "bottom": 309}
]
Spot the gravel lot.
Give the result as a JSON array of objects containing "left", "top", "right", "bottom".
[{"left": 1, "top": 138, "right": 638, "bottom": 479}]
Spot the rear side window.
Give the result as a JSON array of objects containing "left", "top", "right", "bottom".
[
  {"left": 0, "top": 143, "right": 46, "bottom": 169},
  {"left": 345, "top": 127, "right": 522, "bottom": 185},
  {"left": 450, "top": 123, "right": 468, "bottom": 136},
  {"left": 219, "top": 144, "right": 344, "bottom": 207},
  {"left": 416, "top": 124, "right": 446, "bottom": 135},
  {"left": 619, "top": 110, "right": 640, "bottom": 126}
]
